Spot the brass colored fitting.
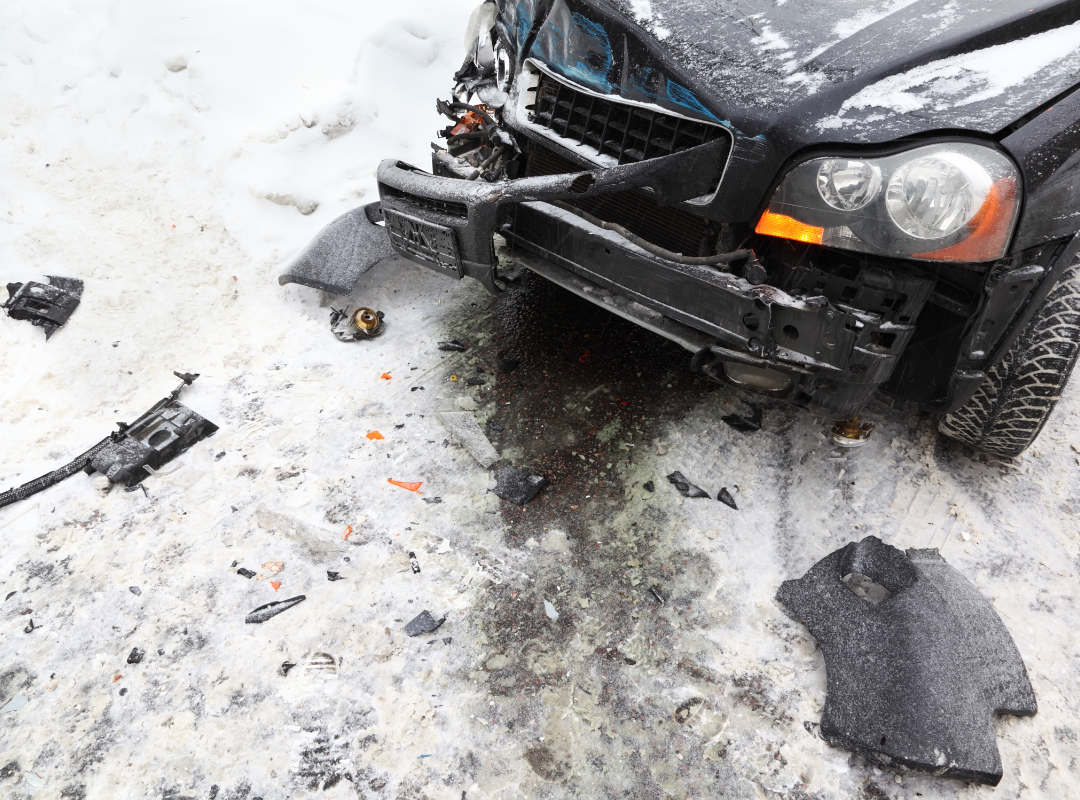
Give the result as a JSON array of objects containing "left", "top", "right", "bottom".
[
  {"left": 831, "top": 416, "right": 874, "bottom": 447},
  {"left": 352, "top": 307, "right": 380, "bottom": 334}
]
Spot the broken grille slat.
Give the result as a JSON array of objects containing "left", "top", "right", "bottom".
[
  {"left": 379, "top": 184, "right": 468, "bottom": 218},
  {"left": 523, "top": 141, "right": 713, "bottom": 257},
  {"left": 529, "top": 71, "right": 726, "bottom": 170},
  {"left": 580, "top": 96, "right": 597, "bottom": 147}
]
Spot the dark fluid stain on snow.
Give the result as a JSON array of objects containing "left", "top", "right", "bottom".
[
  {"left": 0, "top": 665, "right": 35, "bottom": 702},
  {"left": 437, "top": 275, "right": 793, "bottom": 796}
]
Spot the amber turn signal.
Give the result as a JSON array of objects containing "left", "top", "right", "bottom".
[{"left": 755, "top": 211, "right": 824, "bottom": 245}]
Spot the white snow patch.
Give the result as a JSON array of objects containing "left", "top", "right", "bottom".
[
  {"left": 752, "top": 26, "right": 792, "bottom": 53},
  {"left": 840, "top": 21, "right": 1080, "bottom": 115},
  {"left": 832, "top": 0, "right": 920, "bottom": 40},
  {"left": 630, "top": 0, "right": 654, "bottom": 20}
]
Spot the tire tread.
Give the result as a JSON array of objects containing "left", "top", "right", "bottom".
[{"left": 939, "top": 254, "right": 1080, "bottom": 458}]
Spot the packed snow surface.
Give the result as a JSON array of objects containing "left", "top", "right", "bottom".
[{"left": 1, "top": 3, "right": 1080, "bottom": 800}]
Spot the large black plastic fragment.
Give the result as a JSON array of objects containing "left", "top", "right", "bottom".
[
  {"left": 777, "top": 537, "right": 1036, "bottom": 786},
  {"left": 0, "top": 372, "right": 217, "bottom": 509},
  {"left": 3, "top": 276, "right": 83, "bottom": 339}
]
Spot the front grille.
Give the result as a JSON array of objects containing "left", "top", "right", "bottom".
[
  {"left": 527, "top": 70, "right": 727, "bottom": 166},
  {"left": 379, "top": 184, "right": 468, "bottom": 218},
  {"left": 524, "top": 142, "right": 714, "bottom": 257}
]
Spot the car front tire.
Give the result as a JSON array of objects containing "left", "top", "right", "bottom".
[{"left": 939, "top": 250, "right": 1080, "bottom": 459}]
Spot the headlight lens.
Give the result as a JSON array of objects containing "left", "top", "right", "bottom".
[
  {"left": 817, "top": 159, "right": 881, "bottom": 211},
  {"left": 758, "top": 143, "right": 1020, "bottom": 262},
  {"left": 885, "top": 153, "right": 988, "bottom": 239},
  {"left": 495, "top": 42, "right": 513, "bottom": 91}
]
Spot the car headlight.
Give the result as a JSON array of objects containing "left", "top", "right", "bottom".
[
  {"left": 756, "top": 143, "right": 1021, "bottom": 262},
  {"left": 464, "top": 2, "right": 498, "bottom": 70},
  {"left": 495, "top": 40, "right": 513, "bottom": 91}
]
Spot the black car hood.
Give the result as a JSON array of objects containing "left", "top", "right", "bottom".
[{"left": 524, "top": 0, "right": 1080, "bottom": 143}]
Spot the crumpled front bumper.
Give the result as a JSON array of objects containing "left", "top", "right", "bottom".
[{"left": 281, "top": 150, "right": 917, "bottom": 417}]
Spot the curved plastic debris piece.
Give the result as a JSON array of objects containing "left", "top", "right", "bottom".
[
  {"left": 245, "top": 594, "right": 307, "bottom": 624},
  {"left": 717, "top": 487, "right": 738, "bottom": 509},
  {"left": 388, "top": 479, "right": 423, "bottom": 492},
  {"left": 367, "top": 431, "right": 385, "bottom": 440},
  {"left": 776, "top": 537, "right": 1036, "bottom": 786},
  {"left": 666, "top": 471, "right": 709, "bottom": 498},
  {"left": 278, "top": 202, "right": 395, "bottom": 295}
]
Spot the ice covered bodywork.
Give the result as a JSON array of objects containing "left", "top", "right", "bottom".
[
  {"left": 3, "top": 276, "right": 83, "bottom": 339},
  {"left": 777, "top": 537, "right": 1037, "bottom": 785}
]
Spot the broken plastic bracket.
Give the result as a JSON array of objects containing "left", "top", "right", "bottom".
[
  {"left": 3, "top": 276, "right": 84, "bottom": 339},
  {"left": 87, "top": 373, "right": 219, "bottom": 486},
  {"left": 0, "top": 372, "right": 218, "bottom": 509}
]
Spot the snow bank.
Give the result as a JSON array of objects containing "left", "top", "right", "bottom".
[{"left": 0, "top": 0, "right": 477, "bottom": 269}]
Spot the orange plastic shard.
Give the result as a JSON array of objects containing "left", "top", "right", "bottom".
[
  {"left": 388, "top": 478, "right": 423, "bottom": 493},
  {"left": 271, "top": 581, "right": 281, "bottom": 591},
  {"left": 755, "top": 211, "right": 824, "bottom": 245},
  {"left": 380, "top": 373, "right": 392, "bottom": 380},
  {"left": 113, "top": 674, "right": 122, "bottom": 683},
  {"left": 342, "top": 525, "right": 353, "bottom": 541},
  {"left": 914, "top": 178, "right": 1017, "bottom": 262},
  {"left": 366, "top": 431, "right": 385, "bottom": 440},
  {"left": 450, "top": 108, "right": 488, "bottom": 137}
]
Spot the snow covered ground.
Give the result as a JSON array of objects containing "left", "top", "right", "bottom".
[{"left": 1, "top": 3, "right": 1079, "bottom": 799}]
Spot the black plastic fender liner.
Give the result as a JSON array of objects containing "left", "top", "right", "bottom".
[
  {"left": 278, "top": 202, "right": 396, "bottom": 296},
  {"left": 777, "top": 537, "right": 1036, "bottom": 786}
]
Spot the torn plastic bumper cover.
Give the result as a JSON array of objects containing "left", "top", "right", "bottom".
[{"left": 278, "top": 202, "right": 396, "bottom": 296}]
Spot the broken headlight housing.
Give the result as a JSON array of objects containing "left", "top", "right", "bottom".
[
  {"left": 756, "top": 143, "right": 1021, "bottom": 262},
  {"left": 465, "top": 1, "right": 498, "bottom": 70}
]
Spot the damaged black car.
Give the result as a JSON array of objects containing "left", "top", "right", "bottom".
[{"left": 281, "top": 0, "right": 1080, "bottom": 459}]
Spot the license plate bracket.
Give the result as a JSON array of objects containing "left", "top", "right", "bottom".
[{"left": 384, "top": 209, "right": 462, "bottom": 278}]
